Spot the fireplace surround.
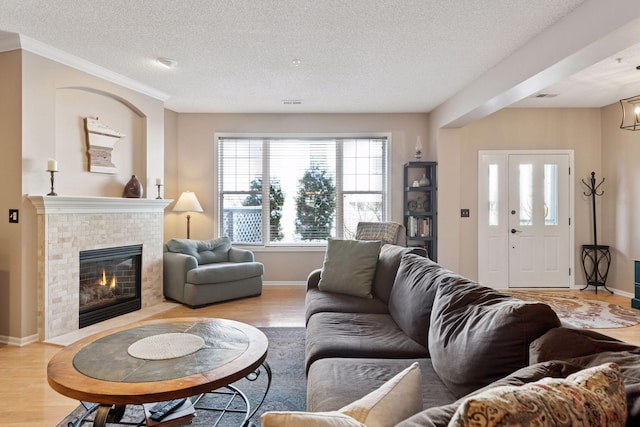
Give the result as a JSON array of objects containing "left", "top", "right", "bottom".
[{"left": 29, "top": 195, "right": 172, "bottom": 341}]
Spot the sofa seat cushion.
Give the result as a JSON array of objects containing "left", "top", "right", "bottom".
[
  {"left": 428, "top": 280, "right": 561, "bottom": 398},
  {"left": 305, "top": 312, "right": 427, "bottom": 372},
  {"left": 305, "top": 288, "right": 389, "bottom": 323},
  {"left": 307, "top": 358, "right": 455, "bottom": 413},
  {"left": 186, "top": 261, "right": 264, "bottom": 285}
]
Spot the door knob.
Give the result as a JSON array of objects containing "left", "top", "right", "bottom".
[{"left": 511, "top": 228, "right": 521, "bottom": 234}]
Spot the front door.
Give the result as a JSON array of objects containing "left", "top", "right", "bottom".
[{"left": 478, "top": 151, "right": 573, "bottom": 288}]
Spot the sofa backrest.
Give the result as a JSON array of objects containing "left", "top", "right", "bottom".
[
  {"left": 373, "top": 245, "right": 426, "bottom": 304},
  {"left": 165, "top": 237, "right": 231, "bottom": 264}
]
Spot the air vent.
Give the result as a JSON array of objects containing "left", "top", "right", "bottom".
[
  {"left": 533, "top": 93, "right": 558, "bottom": 98},
  {"left": 283, "top": 99, "right": 303, "bottom": 105}
]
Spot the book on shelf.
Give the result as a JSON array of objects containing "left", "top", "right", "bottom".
[
  {"left": 143, "top": 397, "right": 196, "bottom": 426},
  {"left": 407, "top": 216, "right": 432, "bottom": 238}
]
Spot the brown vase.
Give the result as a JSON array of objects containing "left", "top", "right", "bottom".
[{"left": 123, "top": 175, "right": 143, "bottom": 198}]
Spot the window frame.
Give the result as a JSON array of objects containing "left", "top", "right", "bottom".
[{"left": 214, "top": 132, "right": 391, "bottom": 250}]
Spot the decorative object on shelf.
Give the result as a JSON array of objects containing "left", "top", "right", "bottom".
[
  {"left": 619, "top": 94, "right": 640, "bottom": 131},
  {"left": 580, "top": 171, "right": 611, "bottom": 294},
  {"left": 84, "top": 117, "right": 126, "bottom": 174},
  {"left": 173, "top": 191, "right": 204, "bottom": 239},
  {"left": 123, "top": 175, "right": 143, "bottom": 198},
  {"left": 419, "top": 174, "right": 430, "bottom": 186},
  {"left": 155, "top": 178, "right": 163, "bottom": 199},
  {"left": 411, "top": 180, "right": 420, "bottom": 187},
  {"left": 415, "top": 136, "right": 422, "bottom": 160},
  {"left": 46, "top": 158, "right": 58, "bottom": 196}
]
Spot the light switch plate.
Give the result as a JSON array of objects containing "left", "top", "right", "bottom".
[
  {"left": 460, "top": 209, "right": 470, "bottom": 218},
  {"left": 9, "top": 209, "right": 19, "bottom": 223}
]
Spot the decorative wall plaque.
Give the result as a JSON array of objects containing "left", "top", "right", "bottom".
[{"left": 83, "top": 117, "right": 125, "bottom": 174}]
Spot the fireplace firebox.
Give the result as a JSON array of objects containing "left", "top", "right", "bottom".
[{"left": 79, "top": 244, "right": 142, "bottom": 328}]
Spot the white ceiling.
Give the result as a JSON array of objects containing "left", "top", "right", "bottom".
[{"left": 2, "top": 0, "right": 639, "bottom": 114}]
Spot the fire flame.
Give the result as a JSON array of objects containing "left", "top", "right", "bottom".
[{"left": 100, "top": 268, "right": 117, "bottom": 289}]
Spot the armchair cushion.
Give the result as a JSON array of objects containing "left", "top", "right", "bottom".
[
  {"left": 187, "top": 262, "right": 264, "bottom": 285},
  {"left": 166, "top": 237, "right": 231, "bottom": 264}
]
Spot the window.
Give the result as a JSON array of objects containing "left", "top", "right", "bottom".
[{"left": 217, "top": 135, "right": 389, "bottom": 246}]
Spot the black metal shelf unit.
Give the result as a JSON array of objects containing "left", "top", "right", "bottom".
[{"left": 403, "top": 162, "right": 437, "bottom": 261}]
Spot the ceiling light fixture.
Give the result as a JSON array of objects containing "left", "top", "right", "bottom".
[
  {"left": 157, "top": 57, "right": 178, "bottom": 69},
  {"left": 283, "top": 99, "right": 303, "bottom": 105},
  {"left": 292, "top": 58, "right": 302, "bottom": 67},
  {"left": 619, "top": 94, "right": 640, "bottom": 131}
]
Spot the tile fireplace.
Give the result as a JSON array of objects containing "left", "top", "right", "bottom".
[{"left": 29, "top": 195, "right": 172, "bottom": 341}]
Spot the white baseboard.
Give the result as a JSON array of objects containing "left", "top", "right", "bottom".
[{"left": 0, "top": 333, "right": 39, "bottom": 347}]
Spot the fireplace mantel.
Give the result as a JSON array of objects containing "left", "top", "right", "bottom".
[{"left": 28, "top": 195, "right": 172, "bottom": 213}]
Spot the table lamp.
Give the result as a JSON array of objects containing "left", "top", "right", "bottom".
[{"left": 173, "top": 191, "right": 203, "bottom": 239}]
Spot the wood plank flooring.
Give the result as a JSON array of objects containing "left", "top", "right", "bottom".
[{"left": 0, "top": 284, "right": 638, "bottom": 426}]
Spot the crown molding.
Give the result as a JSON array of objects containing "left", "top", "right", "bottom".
[{"left": 1, "top": 33, "right": 170, "bottom": 102}]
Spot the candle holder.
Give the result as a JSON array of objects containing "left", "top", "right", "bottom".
[
  {"left": 156, "top": 184, "right": 163, "bottom": 199},
  {"left": 46, "top": 170, "right": 58, "bottom": 196}
]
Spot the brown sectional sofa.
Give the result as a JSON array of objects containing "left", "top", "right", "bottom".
[{"left": 305, "top": 244, "right": 640, "bottom": 426}]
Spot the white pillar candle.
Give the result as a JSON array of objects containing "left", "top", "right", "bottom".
[
  {"left": 47, "top": 159, "right": 58, "bottom": 172},
  {"left": 156, "top": 178, "right": 162, "bottom": 185}
]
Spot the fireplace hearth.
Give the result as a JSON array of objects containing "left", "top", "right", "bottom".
[{"left": 79, "top": 244, "right": 142, "bottom": 328}]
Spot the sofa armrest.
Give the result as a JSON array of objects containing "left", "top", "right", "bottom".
[
  {"left": 307, "top": 268, "right": 322, "bottom": 290},
  {"left": 163, "top": 252, "right": 198, "bottom": 301},
  {"left": 229, "top": 247, "right": 255, "bottom": 263}
]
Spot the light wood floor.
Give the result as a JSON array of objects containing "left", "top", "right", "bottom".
[{"left": 1, "top": 284, "right": 638, "bottom": 426}]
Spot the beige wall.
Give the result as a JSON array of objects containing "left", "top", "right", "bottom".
[
  {"left": 165, "top": 113, "right": 430, "bottom": 281},
  {"left": 437, "top": 108, "right": 603, "bottom": 289},
  {"left": 0, "top": 50, "right": 23, "bottom": 339},
  {"left": 601, "top": 103, "right": 640, "bottom": 294},
  {"left": 0, "top": 49, "right": 166, "bottom": 343}
]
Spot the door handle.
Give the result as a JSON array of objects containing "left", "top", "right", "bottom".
[{"left": 511, "top": 228, "right": 522, "bottom": 234}]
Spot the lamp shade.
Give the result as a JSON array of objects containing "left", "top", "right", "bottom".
[{"left": 173, "top": 191, "right": 204, "bottom": 213}]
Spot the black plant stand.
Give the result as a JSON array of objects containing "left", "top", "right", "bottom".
[{"left": 580, "top": 172, "right": 612, "bottom": 294}]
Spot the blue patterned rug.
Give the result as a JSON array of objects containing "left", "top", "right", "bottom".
[{"left": 56, "top": 327, "right": 306, "bottom": 426}]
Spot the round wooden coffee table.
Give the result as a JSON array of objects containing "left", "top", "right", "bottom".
[{"left": 47, "top": 317, "right": 270, "bottom": 426}]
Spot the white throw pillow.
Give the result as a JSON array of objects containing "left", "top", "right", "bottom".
[{"left": 261, "top": 362, "right": 422, "bottom": 427}]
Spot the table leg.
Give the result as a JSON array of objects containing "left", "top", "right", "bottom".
[
  {"left": 243, "top": 361, "right": 272, "bottom": 427},
  {"left": 91, "top": 404, "right": 126, "bottom": 427}
]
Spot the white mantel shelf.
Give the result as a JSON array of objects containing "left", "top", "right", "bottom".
[{"left": 28, "top": 195, "right": 173, "bottom": 214}]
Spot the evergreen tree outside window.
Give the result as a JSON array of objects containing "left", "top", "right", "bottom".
[{"left": 217, "top": 135, "right": 388, "bottom": 246}]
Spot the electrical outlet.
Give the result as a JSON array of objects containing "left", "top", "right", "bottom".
[
  {"left": 9, "top": 209, "right": 19, "bottom": 223},
  {"left": 460, "top": 209, "right": 470, "bottom": 218}
]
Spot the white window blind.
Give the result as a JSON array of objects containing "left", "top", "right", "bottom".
[{"left": 217, "top": 136, "right": 388, "bottom": 246}]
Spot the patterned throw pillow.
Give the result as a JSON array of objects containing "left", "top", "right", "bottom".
[{"left": 448, "top": 362, "right": 627, "bottom": 427}]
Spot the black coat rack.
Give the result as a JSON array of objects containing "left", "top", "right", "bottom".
[{"left": 580, "top": 172, "right": 612, "bottom": 293}]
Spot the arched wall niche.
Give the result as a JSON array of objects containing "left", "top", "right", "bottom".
[{"left": 55, "top": 86, "right": 148, "bottom": 197}]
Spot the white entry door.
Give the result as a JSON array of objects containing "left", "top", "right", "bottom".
[{"left": 478, "top": 151, "right": 573, "bottom": 288}]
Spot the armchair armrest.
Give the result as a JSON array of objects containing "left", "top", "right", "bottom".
[
  {"left": 229, "top": 247, "right": 255, "bottom": 263},
  {"left": 163, "top": 252, "right": 198, "bottom": 302},
  {"left": 307, "top": 268, "right": 322, "bottom": 290}
]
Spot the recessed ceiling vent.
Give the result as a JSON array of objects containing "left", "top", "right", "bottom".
[
  {"left": 283, "top": 99, "right": 303, "bottom": 105},
  {"left": 533, "top": 93, "right": 558, "bottom": 98}
]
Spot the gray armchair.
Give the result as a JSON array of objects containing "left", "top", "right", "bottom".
[{"left": 163, "top": 236, "right": 263, "bottom": 307}]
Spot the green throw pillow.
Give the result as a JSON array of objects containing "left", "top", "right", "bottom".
[{"left": 318, "top": 239, "right": 382, "bottom": 299}]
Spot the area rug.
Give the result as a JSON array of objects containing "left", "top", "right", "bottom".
[
  {"left": 56, "top": 327, "right": 306, "bottom": 427},
  {"left": 505, "top": 290, "right": 640, "bottom": 329}
]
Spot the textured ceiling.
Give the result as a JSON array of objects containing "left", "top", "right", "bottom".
[{"left": 0, "top": 0, "right": 597, "bottom": 113}]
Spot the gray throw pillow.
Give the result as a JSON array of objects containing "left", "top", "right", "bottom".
[
  {"left": 318, "top": 239, "right": 382, "bottom": 299},
  {"left": 373, "top": 245, "right": 427, "bottom": 304}
]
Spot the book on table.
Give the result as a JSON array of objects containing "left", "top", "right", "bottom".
[{"left": 143, "top": 397, "right": 196, "bottom": 426}]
